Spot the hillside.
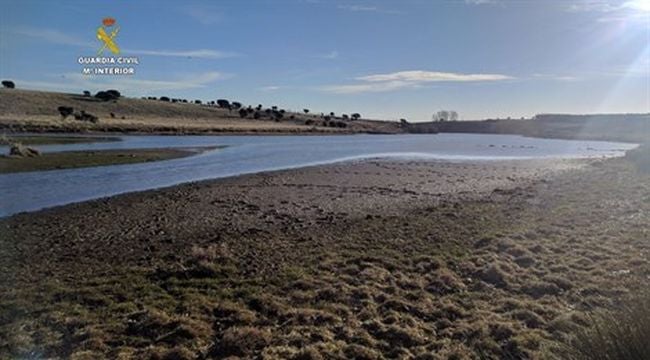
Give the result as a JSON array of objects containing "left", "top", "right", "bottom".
[
  {"left": 0, "top": 89, "right": 403, "bottom": 135},
  {"left": 410, "top": 114, "right": 650, "bottom": 143}
]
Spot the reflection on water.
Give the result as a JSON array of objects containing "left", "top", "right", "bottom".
[{"left": 0, "top": 134, "right": 637, "bottom": 217}]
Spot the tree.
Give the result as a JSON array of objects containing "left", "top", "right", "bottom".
[
  {"left": 330, "top": 112, "right": 335, "bottom": 117},
  {"left": 160, "top": 96, "right": 170, "bottom": 102},
  {"left": 95, "top": 89, "right": 121, "bottom": 102},
  {"left": 351, "top": 113, "right": 361, "bottom": 120},
  {"left": 231, "top": 101, "right": 242, "bottom": 109},
  {"left": 303, "top": 109, "right": 309, "bottom": 114},
  {"left": 2, "top": 80, "right": 15, "bottom": 89},
  {"left": 194, "top": 100, "right": 202, "bottom": 104},
  {"left": 434, "top": 110, "right": 450, "bottom": 122},
  {"left": 239, "top": 108, "right": 248, "bottom": 118},
  {"left": 434, "top": 110, "right": 459, "bottom": 122},
  {"left": 83, "top": 90, "right": 91, "bottom": 97},
  {"left": 217, "top": 99, "right": 230, "bottom": 109}
]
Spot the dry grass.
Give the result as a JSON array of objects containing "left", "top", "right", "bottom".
[
  {"left": 559, "top": 293, "right": 650, "bottom": 360},
  {"left": 0, "top": 155, "right": 648, "bottom": 359},
  {"left": 0, "top": 89, "right": 402, "bottom": 134}
]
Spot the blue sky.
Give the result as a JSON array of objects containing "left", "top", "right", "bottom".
[{"left": 1, "top": 0, "right": 648, "bottom": 121}]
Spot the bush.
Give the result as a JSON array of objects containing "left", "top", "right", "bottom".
[
  {"left": 562, "top": 294, "right": 650, "bottom": 360},
  {"left": 217, "top": 99, "right": 230, "bottom": 109},
  {"left": 351, "top": 113, "right": 361, "bottom": 120},
  {"left": 9, "top": 143, "right": 40, "bottom": 157},
  {"left": 2, "top": 80, "right": 15, "bottom": 89},
  {"left": 57, "top": 106, "right": 74, "bottom": 119},
  {"left": 83, "top": 90, "right": 91, "bottom": 97},
  {"left": 231, "top": 101, "right": 242, "bottom": 109},
  {"left": 194, "top": 100, "right": 202, "bottom": 104},
  {"left": 160, "top": 96, "right": 170, "bottom": 102},
  {"left": 303, "top": 109, "right": 309, "bottom": 114},
  {"left": 626, "top": 144, "right": 650, "bottom": 173},
  {"left": 95, "top": 89, "right": 120, "bottom": 101},
  {"left": 74, "top": 110, "right": 98, "bottom": 123},
  {"left": 239, "top": 108, "right": 248, "bottom": 118}
]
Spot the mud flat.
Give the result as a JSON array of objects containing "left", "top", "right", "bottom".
[
  {"left": 0, "top": 152, "right": 648, "bottom": 358},
  {"left": 0, "top": 146, "right": 221, "bottom": 174}
]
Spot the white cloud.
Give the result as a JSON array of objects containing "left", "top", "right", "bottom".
[
  {"left": 315, "top": 51, "right": 339, "bottom": 59},
  {"left": 14, "top": 71, "right": 228, "bottom": 95},
  {"left": 321, "top": 70, "right": 513, "bottom": 94},
  {"left": 11, "top": 27, "right": 94, "bottom": 48},
  {"left": 532, "top": 73, "right": 579, "bottom": 81},
  {"left": 337, "top": 4, "right": 402, "bottom": 14},
  {"left": 566, "top": 1, "right": 623, "bottom": 12},
  {"left": 259, "top": 85, "right": 281, "bottom": 91},
  {"left": 122, "top": 48, "right": 239, "bottom": 59},
  {"left": 357, "top": 70, "right": 513, "bottom": 83},
  {"left": 183, "top": 5, "right": 223, "bottom": 25},
  {"left": 464, "top": 0, "right": 499, "bottom": 5},
  {"left": 9, "top": 26, "right": 239, "bottom": 59}
]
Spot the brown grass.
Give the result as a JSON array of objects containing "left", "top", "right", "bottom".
[
  {"left": 0, "top": 88, "right": 402, "bottom": 134},
  {"left": 559, "top": 293, "right": 650, "bottom": 360},
  {"left": 0, "top": 156, "right": 648, "bottom": 359}
]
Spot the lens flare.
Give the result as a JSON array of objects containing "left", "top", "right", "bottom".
[{"left": 626, "top": 0, "right": 650, "bottom": 12}]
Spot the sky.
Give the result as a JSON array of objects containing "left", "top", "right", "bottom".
[{"left": 0, "top": 0, "right": 648, "bottom": 121}]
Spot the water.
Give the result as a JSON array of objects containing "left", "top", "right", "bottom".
[{"left": 0, "top": 134, "right": 636, "bottom": 217}]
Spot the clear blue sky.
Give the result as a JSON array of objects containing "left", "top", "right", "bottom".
[{"left": 1, "top": 0, "right": 648, "bottom": 121}]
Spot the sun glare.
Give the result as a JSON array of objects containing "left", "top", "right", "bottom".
[{"left": 627, "top": 0, "right": 650, "bottom": 12}]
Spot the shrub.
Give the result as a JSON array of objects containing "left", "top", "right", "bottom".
[
  {"left": 239, "top": 108, "right": 248, "bottom": 118},
  {"left": 253, "top": 111, "right": 261, "bottom": 120},
  {"left": 74, "top": 110, "right": 98, "bottom": 123},
  {"left": 231, "top": 101, "right": 242, "bottom": 109},
  {"left": 57, "top": 106, "right": 74, "bottom": 119},
  {"left": 1, "top": 80, "right": 15, "bottom": 89},
  {"left": 83, "top": 90, "right": 91, "bottom": 97},
  {"left": 160, "top": 96, "right": 170, "bottom": 102},
  {"left": 303, "top": 109, "right": 309, "bottom": 114},
  {"left": 217, "top": 99, "right": 230, "bottom": 109},
  {"left": 561, "top": 294, "right": 650, "bottom": 360},
  {"left": 9, "top": 143, "right": 40, "bottom": 157},
  {"left": 351, "top": 113, "right": 361, "bottom": 120},
  {"left": 194, "top": 100, "right": 202, "bottom": 104},
  {"left": 95, "top": 89, "right": 120, "bottom": 101}
]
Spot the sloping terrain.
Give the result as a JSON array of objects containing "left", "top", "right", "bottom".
[{"left": 0, "top": 89, "right": 402, "bottom": 134}]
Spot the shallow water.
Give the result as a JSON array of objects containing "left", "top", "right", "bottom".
[{"left": 0, "top": 133, "right": 636, "bottom": 217}]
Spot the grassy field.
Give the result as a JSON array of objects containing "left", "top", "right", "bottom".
[
  {"left": 0, "top": 89, "right": 403, "bottom": 135},
  {"left": 0, "top": 147, "right": 220, "bottom": 173},
  {"left": 1, "top": 148, "right": 648, "bottom": 359}
]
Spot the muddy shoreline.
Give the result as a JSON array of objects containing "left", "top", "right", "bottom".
[{"left": 1, "top": 155, "right": 648, "bottom": 358}]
